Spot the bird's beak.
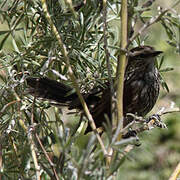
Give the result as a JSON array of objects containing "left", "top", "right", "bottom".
[{"left": 152, "top": 50, "right": 163, "bottom": 57}]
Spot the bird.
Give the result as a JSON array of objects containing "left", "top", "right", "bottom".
[{"left": 26, "top": 45, "right": 162, "bottom": 133}]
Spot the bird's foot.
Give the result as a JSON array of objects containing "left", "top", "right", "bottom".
[{"left": 146, "top": 114, "right": 167, "bottom": 129}]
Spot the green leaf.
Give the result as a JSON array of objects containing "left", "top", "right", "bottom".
[
  {"left": 0, "top": 32, "right": 10, "bottom": 50},
  {"left": 159, "top": 74, "right": 170, "bottom": 92},
  {"left": 159, "top": 67, "right": 174, "bottom": 72},
  {"left": 0, "top": 30, "right": 11, "bottom": 35}
]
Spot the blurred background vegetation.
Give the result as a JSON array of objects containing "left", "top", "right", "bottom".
[{"left": 0, "top": 0, "right": 179, "bottom": 179}]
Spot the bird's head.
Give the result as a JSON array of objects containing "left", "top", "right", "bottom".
[
  {"left": 127, "top": 46, "right": 163, "bottom": 70},
  {"left": 128, "top": 45, "right": 163, "bottom": 61}
]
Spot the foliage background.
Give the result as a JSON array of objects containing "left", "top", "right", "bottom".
[{"left": 0, "top": 0, "right": 179, "bottom": 179}]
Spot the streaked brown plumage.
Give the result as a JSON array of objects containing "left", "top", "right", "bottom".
[{"left": 26, "top": 46, "right": 162, "bottom": 132}]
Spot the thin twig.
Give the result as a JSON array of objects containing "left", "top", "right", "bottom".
[
  {"left": 30, "top": 81, "right": 59, "bottom": 179},
  {"left": 159, "top": 108, "right": 180, "bottom": 116},
  {"left": 102, "top": 0, "right": 115, "bottom": 96},
  {"left": 29, "top": 96, "right": 41, "bottom": 180},
  {"left": 7, "top": 135, "right": 25, "bottom": 178},
  {"left": 102, "top": 0, "right": 116, "bottom": 120},
  {"left": 102, "top": 0, "right": 116, "bottom": 165},
  {"left": 126, "top": 8, "right": 169, "bottom": 47},
  {"left": 41, "top": 0, "right": 108, "bottom": 156},
  {"left": 65, "top": 0, "right": 86, "bottom": 13},
  {"left": 128, "top": 0, "right": 180, "bottom": 47},
  {"left": 29, "top": 132, "right": 41, "bottom": 180},
  {"left": 35, "top": 133, "right": 59, "bottom": 180},
  {"left": 0, "top": 100, "right": 20, "bottom": 114},
  {"left": 64, "top": 0, "right": 77, "bottom": 18}
]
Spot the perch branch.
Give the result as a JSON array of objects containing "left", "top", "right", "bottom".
[{"left": 116, "top": 0, "right": 128, "bottom": 133}]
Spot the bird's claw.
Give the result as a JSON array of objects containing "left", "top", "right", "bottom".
[{"left": 146, "top": 114, "right": 167, "bottom": 129}]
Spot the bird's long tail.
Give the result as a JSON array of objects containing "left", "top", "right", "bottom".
[{"left": 26, "top": 77, "right": 77, "bottom": 103}]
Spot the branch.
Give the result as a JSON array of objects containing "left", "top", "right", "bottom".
[
  {"left": 127, "top": 8, "right": 169, "bottom": 47},
  {"left": 29, "top": 93, "right": 59, "bottom": 179},
  {"left": 102, "top": 0, "right": 116, "bottom": 165},
  {"left": 29, "top": 130, "right": 41, "bottom": 180},
  {"left": 169, "top": 162, "right": 180, "bottom": 180},
  {"left": 28, "top": 96, "right": 41, "bottom": 180},
  {"left": 123, "top": 106, "right": 180, "bottom": 135},
  {"left": 35, "top": 132, "right": 59, "bottom": 180},
  {"left": 102, "top": 0, "right": 115, "bottom": 100},
  {"left": 115, "top": 0, "right": 128, "bottom": 132},
  {"left": 110, "top": 0, "right": 128, "bottom": 167},
  {"left": 127, "top": 0, "right": 180, "bottom": 47},
  {"left": 41, "top": 0, "right": 108, "bottom": 156}
]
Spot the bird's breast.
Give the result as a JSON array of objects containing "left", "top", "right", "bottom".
[{"left": 124, "top": 67, "right": 160, "bottom": 117}]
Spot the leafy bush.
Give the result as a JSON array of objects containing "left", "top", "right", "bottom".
[{"left": 0, "top": 0, "right": 179, "bottom": 179}]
